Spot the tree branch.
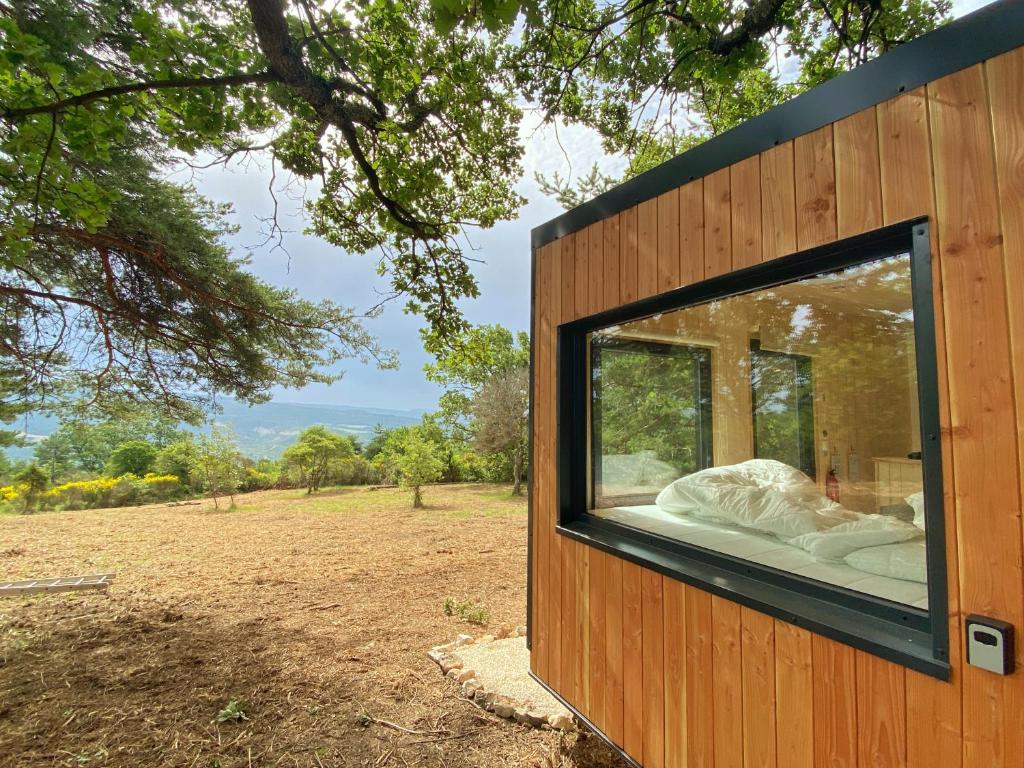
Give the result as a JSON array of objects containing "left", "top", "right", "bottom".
[{"left": 1, "top": 71, "right": 278, "bottom": 121}]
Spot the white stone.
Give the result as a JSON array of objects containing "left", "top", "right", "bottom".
[
  {"left": 454, "top": 634, "right": 473, "bottom": 646},
  {"left": 491, "top": 702, "right": 515, "bottom": 719},
  {"left": 456, "top": 668, "right": 476, "bottom": 683},
  {"left": 549, "top": 714, "right": 574, "bottom": 731}
]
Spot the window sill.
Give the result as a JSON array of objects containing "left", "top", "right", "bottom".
[{"left": 557, "top": 516, "right": 951, "bottom": 680}]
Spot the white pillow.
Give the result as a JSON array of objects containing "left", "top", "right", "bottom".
[
  {"left": 789, "top": 515, "right": 923, "bottom": 562},
  {"left": 845, "top": 541, "right": 928, "bottom": 583},
  {"left": 905, "top": 492, "right": 926, "bottom": 531},
  {"left": 655, "top": 459, "right": 852, "bottom": 539}
]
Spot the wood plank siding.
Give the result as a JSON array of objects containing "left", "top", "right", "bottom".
[{"left": 529, "top": 45, "right": 1024, "bottom": 768}]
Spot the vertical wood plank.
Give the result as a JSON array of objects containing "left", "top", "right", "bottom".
[
  {"left": 760, "top": 142, "right": 797, "bottom": 261},
  {"left": 731, "top": 155, "right": 763, "bottom": 268},
  {"left": 588, "top": 548, "right": 607, "bottom": 728},
  {"left": 812, "top": 636, "right": 858, "bottom": 768},
  {"left": 741, "top": 608, "right": 776, "bottom": 768},
  {"left": 560, "top": 538, "right": 578, "bottom": 707},
  {"left": 704, "top": 168, "right": 732, "bottom": 277},
  {"left": 604, "top": 214, "right": 622, "bottom": 311},
  {"left": 642, "top": 569, "right": 665, "bottom": 768},
  {"left": 685, "top": 586, "right": 714, "bottom": 768},
  {"left": 712, "top": 596, "right": 744, "bottom": 768},
  {"left": 834, "top": 107, "right": 883, "bottom": 237},
  {"left": 588, "top": 221, "right": 604, "bottom": 315},
  {"left": 679, "top": 179, "right": 705, "bottom": 285},
  {"left": 930, "top": 63, "right": 1024, "bottom": 768},
  {"left": 621, "top": 206, "right": 639, "bottom": 304},
  {"left": 622, "top": 561, "right": 645, "bottom": 763},
  {"left": 775, "top": 622, "right": 813, "bottom": 768},
  {"left": 637, "top": 198, "right": 659, "bottom": 299},
  {"left": 576, "top": 544, "right": 590, "bottom": 715},
  {"left": 855, "top": 652, "right": 907, "bottom": 768},
  {"left": 878, "top": 87, "right": 963, "bottom": 768},
  {"left": 794, "top": 125, "right": 837, "bottom": 249},
  {"left": 663, "top": 578, "right": 687, "bottom": 768},
  {"left": 574, "top": 227, "right": 589, "bottom": 320},
  {"left": 604, "top": 555, "right": 625, "bottom": 747},
  {"left": 657, "top": 189, "right": 681, "bottom": 292}
]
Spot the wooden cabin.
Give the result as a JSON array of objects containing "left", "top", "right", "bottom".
[{"left": 526, "top": 2, "right": 1024, "bottom": 766}]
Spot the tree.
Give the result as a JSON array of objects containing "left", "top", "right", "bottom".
[
  {"left": 154, "top": 438, "right": 200, "bottom": 490},
  {"left": 190, "top": 427, "right": 243, "bottom": 509},
  {"left": 106, "top": 439, "right": 157, "bottom": 477},
  {"left": 470, "top": 367, "right": 529, "bottom": 494},
  {"left": 423, "top": 324, "right": 530, "bottom": 428},
  {"left": 437, "top": 0, "right": 950, "bottom": 205},
  {"left": 281, "top": 425, "right": 355, "bottom": 493},
  {"left": 14, "top": 462, "right": 46, "bottom": 512},
  {"left": 424, "top": 323, "right": 530, "bottom": 486},
  {"left": 0, "top": 0, "right": 523, "bottom": 425},
  {"left": 394, "top": 432, "right": 444, "bottom": 508},
  {"left": 33, "top": 411, "right": 184, "bottom": 478}
]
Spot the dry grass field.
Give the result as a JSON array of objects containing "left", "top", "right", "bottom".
[{"left": 0, "top": 484, "right": 624, "bottom": 768}]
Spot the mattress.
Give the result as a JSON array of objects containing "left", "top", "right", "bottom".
[{"left": 594, "top": 504, "right": 929, "bottom": 609}]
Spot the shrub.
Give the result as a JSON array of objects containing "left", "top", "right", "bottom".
[
  {"left": 106, "top": 440, "right": 157, "bottom": 477},
  {"left": 330, "top": 456, "right": 380, "bottom": 486},
  {"left": 36, "top": 473, "right": 180, "bottom": 510},
  {"left": 240, "top": 467, "right": 278, "bottom": 492},
  {"left": 155, "top": 440, "right": 199, "bottom": 490},
  {"left": 443, "top": 597, "right": 490, "bottom": 625},
  {"left": 141, "top": 473, "right": 181, "bottom": 500}
]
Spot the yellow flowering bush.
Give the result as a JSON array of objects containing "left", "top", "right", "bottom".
[
  {"left": 39, "top": 473, "right": 181, "bottom": 510},
  {"left": 1, "top": 483, "right": 28, "bottom": 502}
]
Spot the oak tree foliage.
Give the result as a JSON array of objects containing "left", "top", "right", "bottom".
[{"left": 0, "top": 0, "right": 521, "bottom": 425}]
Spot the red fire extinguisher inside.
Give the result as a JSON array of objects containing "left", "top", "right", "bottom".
[{"left": 826, "top": 468, "right": 840, "bottom": 502}]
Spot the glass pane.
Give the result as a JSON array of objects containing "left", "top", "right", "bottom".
[
  {"left": 592, "top": 340, "right": 711, "bottom": 506},
  {"left": 587, "top": 253, "right": 929, "bottom": 608}
]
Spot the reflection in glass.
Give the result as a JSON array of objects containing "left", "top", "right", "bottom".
[{"left": 587, "top": 253, "right": 930, "bottom": 607}]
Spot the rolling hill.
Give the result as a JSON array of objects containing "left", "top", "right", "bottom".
[{"left": 7, "top": 399, "right": 426, "bottom": 460}]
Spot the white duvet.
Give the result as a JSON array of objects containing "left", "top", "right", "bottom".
[{"left": 655, "top": 459, "right": 924, "bottom": 576}]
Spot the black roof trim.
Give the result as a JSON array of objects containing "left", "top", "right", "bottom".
[{"left": 531, "top": 0, "right": 1023, "bottom": 249}]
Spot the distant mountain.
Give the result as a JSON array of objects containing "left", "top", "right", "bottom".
[{"left": 6, "top": 399, "right": 426, "bottom": 460}]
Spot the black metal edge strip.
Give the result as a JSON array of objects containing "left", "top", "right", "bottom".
[
  {"left": 527, "top": 671, "right": 643, "bottom": 768},
  {"left": 910, "top": 221, "right": 951, "bottom": 664},
  {"left": 560, "top": 519, "right": 950, "bottom": 681},
  {"left": 526, "top": 246, "right": 537, "bottom": 651},
  {"left": 530, "top": 0, "right": 1024, "bottom": 250}
]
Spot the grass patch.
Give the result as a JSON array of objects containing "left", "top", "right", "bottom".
[
  {"left": 213, "top": 699, "right": 249, "bottom": 724},
  {"left": 443, "top": 597, "right": 490, "bottom": 625}
]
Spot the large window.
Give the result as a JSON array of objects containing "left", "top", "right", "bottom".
[{"left": 557, "top": 221, "right": 948, "bottom": 678}]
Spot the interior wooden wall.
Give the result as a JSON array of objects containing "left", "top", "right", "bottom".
[{"left": 530, "top": 46, "right": 1024, "bottom": 768}]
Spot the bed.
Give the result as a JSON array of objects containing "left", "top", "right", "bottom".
[{"left": 592, "top": 459, "right": 929, "bottom": 609}]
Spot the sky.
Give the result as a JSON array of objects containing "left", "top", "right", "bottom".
[{"left": 189, "top": 0, "right": 992, "bottom": 413}]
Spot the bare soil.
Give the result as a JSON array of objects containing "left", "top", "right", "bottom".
[{"left": 0, "top": 484, "right": 625, "bottom": 768}]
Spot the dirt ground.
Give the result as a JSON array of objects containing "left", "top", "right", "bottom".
[{"left": 0, "top": 484, "right": 625, "bottom": 768}]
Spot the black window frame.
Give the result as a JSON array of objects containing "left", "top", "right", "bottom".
[
  {"left": 749, "top": 339, "right": 817, "bottom": 479},
  {"left": 590, "top": 336, "right": 714, "bottom": 508},
  {"left": 556, "top": 218, "right": 950, "bottom": 679}
]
